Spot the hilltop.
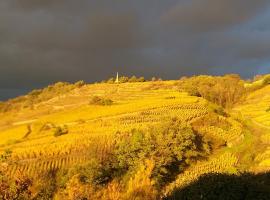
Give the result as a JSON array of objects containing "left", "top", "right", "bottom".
[{"left": 0, "top": 74, "right": 270, "bottom": 199}]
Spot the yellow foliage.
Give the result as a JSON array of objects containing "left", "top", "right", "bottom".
[
  {"left": 65, "top": 174, "right": 98, "bottom": 200},
  {"left": 124, "top": 159, "right": 158, "bottom": 200},
  {"left": 101, "top": 180, "right": 122, "bottom": 200}
]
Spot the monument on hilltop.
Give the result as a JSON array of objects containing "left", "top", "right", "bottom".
[{"left": 115, "top": 72, "right": 119, "bottom": 83}]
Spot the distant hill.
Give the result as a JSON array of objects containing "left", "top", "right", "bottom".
[{"left": 0, "top": 74, "right": 270, "bottom": 199}]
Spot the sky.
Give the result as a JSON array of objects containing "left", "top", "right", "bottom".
[{"left": 1, "top": 0, "right": 270, "bottom": 100}]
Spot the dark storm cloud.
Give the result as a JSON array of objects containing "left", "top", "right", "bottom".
[
  {"left": 1, "top": 0, "right": 270, "bottom": 100},
  {"left": 10, "top": 0, "right": 62, "bottom": 10},
  {"left": 161, "top": 0, "right": 269, "bottom": 32}
]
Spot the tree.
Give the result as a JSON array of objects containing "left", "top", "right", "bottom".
[
  {"left": 54, "top": 126, "right": 68, "bottom": 137},
  {"left": 129, "top": 76, "right": 138, "bottom": 82},
  {"left": 90, "top": 96, "right": 113, "bottom": 106},
  {"left": 137, "top": 77, "right": 145, "bottom": 82},
  {"left": 178, "top": 75, "right": 246, "bottom": 108},
  {"left": 263, "top": 75, "right": 270, "bottom": 85},
  {"left": 115, "top": 118, "right": 210, "bottom": 184},
  {"left": 119, "top": 76, "right": 129, "bottom": 83},
  {"left": 74, "top": 80, "right": 85, "bottom": 88},
  {"left": 151, "top": 77, "right": 157, "bottom": 82},
  {"left": 107, "top": 77, "right": 115, "bottom": 84}
]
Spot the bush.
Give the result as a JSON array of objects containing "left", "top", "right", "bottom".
[
  {"left": 119, "top": 76, "right": 129, "bottom": 83},
  {"left": 263, "top": 75, "right": 270, "bottom": 85},
  {"left": 54, "top": 126, "right": 68, "bottom": 137},
  {"left": 207, "top": 103, "right": 228, "bottom": 116},
  {"left": 74, "top": 80, "right": 85, "bottom": 88},
  {"left": 137, "top": 77, "right": 145, "bottom": 82},
  {"left": 90, "top": 96, "right": 113, "bottom": 106},
  {"left": 0, "top": 149, "right": 12, "bottom": 162},
  {"left": 114, "top": 118, "right": 210, "bottom": 184},
  {"left": 0, "top": 172, "right": 32, "bottom": 200},
  {"left": 129, "top": 76, "right": 138, "bottom": 82},
  {"left": 107, "top": 77, "right": 115, "bottom": 84},
  {"left": 124, "top": 160, "right": 158, "bottom": 200},
  {"left": 178, "top": 75, "right": 246, "bottom": 108},
  {"left": 64, "top": 175, "right": 98, "bottom": 200},
  {"left": 151, "top": 77, "right": 157, "bottom": 81},
  {"left": 57, "top": 159, "right": 111, "bottom": 188}
]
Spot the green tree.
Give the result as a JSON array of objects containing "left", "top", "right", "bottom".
[
  {"left": 119, "top": 76, "right": 129, "bottom": 83},
  {"left": 137, "top": 77, "right": 145, "bottom": 82},
  {"left": 129, "top": 76, "right": 138, "bottom": 82},
  {"left": 115, "top": 118, "right": 210, "bottom": 184},
  {"left": 107, "top": 77, "right": 115, "bottom": 84}
]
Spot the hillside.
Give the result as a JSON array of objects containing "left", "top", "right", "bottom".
[{"left": 0, "top": 76, "right": 270, "bottom": 199}]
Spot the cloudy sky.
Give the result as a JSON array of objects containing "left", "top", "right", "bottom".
[{"left": 1, "top": 0, "right": 270, "bottom": 100}]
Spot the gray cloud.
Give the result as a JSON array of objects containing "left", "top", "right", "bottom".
[
  {"left": 161, "top": 0, "right": 270, "bottom": 32},
  {"left": 0, "top": 0, "right": 270, "bottom": 100}
]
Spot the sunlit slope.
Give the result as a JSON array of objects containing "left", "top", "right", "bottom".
[
  {"left": 0, "top": 81, "right": 211, "bottom": 175},
  {"left": 236, "top": 85, "right": 270, "bottom": 127},
  {"left": 235, "top": 85, "right": 270, "bottom": 172},
  {"left": 0, "top": 81, "right": 244, "bottom": 177}
]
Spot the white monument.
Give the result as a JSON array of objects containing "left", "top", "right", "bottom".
[{"left": 115, "top": 72, "right": 119, "bottom": 83}]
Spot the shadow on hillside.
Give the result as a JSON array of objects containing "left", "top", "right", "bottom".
[{"left": 165, "top": 172, "right": 270, "bottom": 200}]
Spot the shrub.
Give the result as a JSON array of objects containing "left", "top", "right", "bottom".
[
  {"left": 124, "top": 160, "right": 158, "bottom": 200},
  {"left": 100, "top": 180, "right": 122, "bottom": 200},
  {"left": 74, "top": 80, "right": 85, "bottom": 88},
  {"left": 56, "top": 158, "right": 114, "bottom": 192},
  {"left": 0, "top": 149, "right": 12, "bottom": 162},
  {"left": 151, "top": 77, "right": 157, "bottom": 81},
  {"left": 107, "top": 77, "right": 115, "bottom": 84},
  {"left": 137, "top": 77, "right": 145, "bottom": 82},
  {"left": 65, "top": 174, "right": 98, "bottom": 200},
  {"left": 129, "top": 76, "right": 138, "bottom": 82},
  {"left": 178, "top": 75, "right": 246, "bottom": 108},
  {"left": 32, "top": 171, "right": 57, "bottom": 199},
  {"left": 207, "top": 103, "right": 228, "bottom": 116},
  {"left": 0, "top": 172, "right": 32, "bottom": 200},
  {"left": 115, "top": 118, "right": 210, "bottom": 184},
  {"left": 54, "top": 126, "right": 68, "bottom": 137},
  {"left": 262, "top": 75, "right": 270, "bottom": 85},
  {"left": 119, "top": 76, "right": 129, "bottom": 83},
  {"left": 90, "top": 96, "right": 113, "bottom": 106}
]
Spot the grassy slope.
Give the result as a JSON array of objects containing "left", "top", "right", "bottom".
[
  {"left": 1, "top": 81, "right": 214, "bottom": 176},
  {"left": 233, "top": 85, "right": 270, "bottom": 173},
  {"left": 1, "top": 80, "right": 269, "bottom": 196},
  {"left": 163, "top": 83, "right": 270, "bottom": 195}
]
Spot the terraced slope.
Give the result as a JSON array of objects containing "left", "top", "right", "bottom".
[
  {"left": 0, "top": 81, "right": 246, "bottom": 179},
  {"left": 236, "top": 85, "right": 270, "bottom": 127},
  {"left": 0, "top": 81, "right": 214, "bottom": 176},
  {"left": 234, "top": 85, "right": 270, "bottom": 172}
]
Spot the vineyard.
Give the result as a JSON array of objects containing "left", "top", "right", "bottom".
[
  {"left": 164, "top": 152, "right": 238, "bottom": 197},
  {"left": 1, "top": 78, "right": 270, "bottom": 199},
  {"left": 0, "top": 81, "right": 217, "bottom": 178},
  {"left": 236, "top": 85, "right": 270, "bottom": 127}
]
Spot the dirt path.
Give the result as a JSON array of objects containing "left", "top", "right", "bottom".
[
  {"left": 23, "top": 125, "right": 32, "bottom": 139},
  {"left": 12, "top": 119, "right": 37, "bottom": 126}
]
